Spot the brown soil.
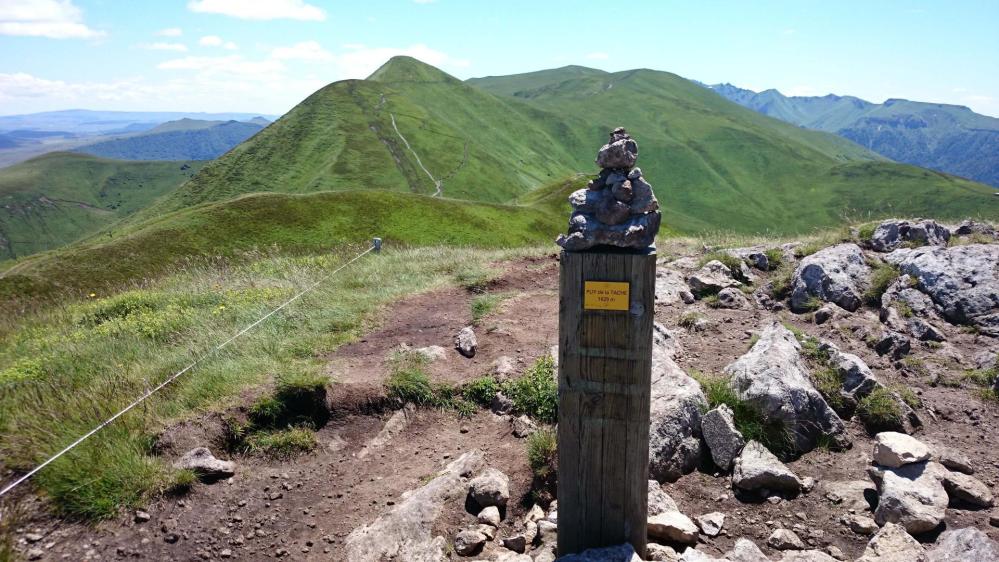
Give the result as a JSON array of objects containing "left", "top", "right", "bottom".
[{"left": 10, "top": 251, "right": 999, "bottom": 561}]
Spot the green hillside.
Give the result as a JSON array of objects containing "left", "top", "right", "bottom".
[
  {"left": 0, "top": 181, "right": 579, "bottom": 300},
  {"left": 75, "top": 120, "right": 264, "bottom": 161},
  {"left": 0, "top": 153, "right": 203, "bottom": 260}
]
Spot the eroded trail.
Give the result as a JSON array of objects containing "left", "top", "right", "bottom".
[{"left": 390, "top": 112, "right": 443, "bottom": 197}]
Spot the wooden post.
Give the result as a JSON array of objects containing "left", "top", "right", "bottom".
[{"left": 557, "top": 247, "right": 655, "bottom": 557}]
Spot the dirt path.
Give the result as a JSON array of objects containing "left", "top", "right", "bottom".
[{"left": 389, "top": 113, "right": 443, "bottom": 197}]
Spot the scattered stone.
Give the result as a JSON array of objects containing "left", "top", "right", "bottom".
[
  {"left": 555, "top": 542, "right": 642, "bottom": 562},
  {"left": 468, "top": 468, "right": 510, "bottom": 509},
  {"left": 725, "top": 538, "right": 770, "bottom": 562},
  {"left": 656, "top": 267, "right": 696, "bottom": 305},
  {"left": 536, "top": 520, "right": 557, "bottom": 542},
  {"left": 647, "top": 480, "right": 679, "bottom": 516},
  {"left": 501, "top": 522, "right": 537, "bottom": 554},
  {"left": 455, "top": 326, "right": 477, "bottom": 358},
  {"left": 649, "top": 323, "right": 707, "bottom": 482},
  {"left": 478, "top": 506, "right": 501, "bottom": 527},
  {"left": 345, "top": 450, "right": 485, "bottom": 561},
  {"left": 941, "top": 470, "right": 994, "bottom": 507},
  {"left": 701, "top": 404, "right": 746, "bottom": 471},
  {"left": 26, "top": 549, "right": 44, "bottom": 561},
  {"left": 491, "top": 392, "right": 515, "bottom": 415},
  {"left": 990, "top": 512, "right": 999, "bottom": 528},
  {"left": 870, "top": 461, "right": 948, "bottom": 534},
  {"left": 687, "top": 260, "right": 741, "bottom": 296},
  {"left": 842, "top": 514, "right": 879, "bottom": 536},
  {"left": 477, "top": 524, "right": 497, "bottom": 541},
  {"left": 647, "top": 511, "right": 699, "bottom": 544},
  {"left": 716, "top": 287, "right": 750, "bottom": 309},
  {"left": 927, "top": 527, "right": 999, "bottom": 561},
  {"left": 768, "top": 529, "right": 806, "bottom": 550},
  {"left": 454, "top": 528, "right": 487, "bottom": 556},
  {"left": 174, "top": 447, "right": 235, "bottom": 480},
  {"left": 778, "top": 552, "right": 838, "bottom": 562},
  {"left": 220, "top": 549, "right": 232, "bottom": 559},
  {"left": 512, "top": 415, "right": 537, "bottom": 438},
  {"left": 869, "top": 219, "right": 950, "bottom": 252},
  {"left": 855, "top": 522, "right": 925, "bottom": 562},
  {"left": 732, "top": 441, "right": 803, "bottom": 495},
  {"left": 646, "top": 543, "right": 681, "bottom": 562},
  {"left": 24, "top": 533, "right": 43, "bottom": 543},
  {"left": 873, "top": 432, "right": 931, "bottom": 468},
  {"left": 825, "top": 546, "right": 846, "bottom": 561},
  {"left": 814, "top": 306, "right": 835, "bottom": 325},
  {"left": 413, "top": 345, "right": 447, "bottom": 362},
  {"left": 724, "top": 323, "right": 846, "bottom": 453},
  {"left": 134, "top": 510, "right": 151, "bottom": 523},
  {"left": 874, "top": 331, "right": 911, "bottom": 360},
  {"left": 695, "top": 512, "right": 725, "bottom": 537},
  {"left": 790, "top": 243, "right": 870, "bottom": 312}
]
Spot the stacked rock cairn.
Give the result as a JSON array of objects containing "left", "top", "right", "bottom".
[{"left": 556, "top": 127, "right": 661, "bottom": 251}]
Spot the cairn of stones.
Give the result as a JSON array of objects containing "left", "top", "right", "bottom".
[{"left": 556, "top": 127, "right": 661, "bottom": 251}]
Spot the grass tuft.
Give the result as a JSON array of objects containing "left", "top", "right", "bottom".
[
  {"left": 244, "top": 427, "right": 317, "bottom": 459},
  {"left": 470, "top": 293, "right": 506, "bottom": 324},
  {"left": 857, "top": 387, "right": 903, "bottom": 430},
  {"left": 504, "top": 355, "right": 557, "bottom": 424},
  {"left": 763, "top": 248, "right": 784, "bottom": 271},
  {"left": 461, "top": 376, "right": 499, "bottom": 406},
  {"left": 691, "top": 371, "right": 794, "bottom": 457},
  {"left": 526, "top": 428, "right": 557, "bottom": 478},
  {"left": 864, "top": 261, "right": 900, "bottom": 307}
]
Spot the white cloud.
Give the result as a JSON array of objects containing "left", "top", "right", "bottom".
[
  {"left": 585, "top": 52, "right": 609, "bottom": 61},
  {"left": 138, "top": 42, "right": 188, "bottom": 52},
  {"left": 271, "top": 40, "right": 333, "bottom": 61},
  {"left": 158, "top": 55, "right": 283, "bottom": 77},
  {"left": 187, "top": 0, "right": 326, "bottom": 21},
  {"left": 0, "top": 72, "right": 151, "bottom": 104},
  {"left": 199, "top": 34, "right": 222, "bottom": 46},
  {"left": 156, "top": 27, "right": 183, "bottom": 37},
  {"left": 0, "top": 0, "right": 104, "bottom": 39}
]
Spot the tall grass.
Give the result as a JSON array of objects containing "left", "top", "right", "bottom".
[{"left": 0, "top": 245, "right": 544, "bottom": 520}]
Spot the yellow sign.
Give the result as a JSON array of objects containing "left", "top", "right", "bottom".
[{"left": 583, "top": 281, "right": 630, "bottom": 311}]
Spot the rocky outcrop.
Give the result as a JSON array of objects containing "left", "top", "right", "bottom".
[
  {"left": 649, "top": 323, "right": 707, "bottom": 482},
  {"left": 732, "top": 441, "right": 803, "bottom": 495},
  {"left": 345, "top": 450, "right": 485, "bottom": 561},
  {"left": 870, "top": 462, "right": 948, "bottom": 534},
  {"left": 790, "top": 243, "right": 870, "bottom": 312},
  {"left": 647, "top": 480, "right": 679, "bottom": 516},
  {"left": 885, "top": 244, "right": 999, "bottom": 336},
  {"left": 724, "top": 323, "right": 845, "bottom": 453},
  {"left": 557, "top": 128, "right": 661, "bottom": 251},
  {"left": 656, "top": 267, "right": 695, "bottom": 305},
  {"left": 927, "top": 527, "right": 999, "bottom": 561},
  {"left": 880, "top": 276, "right": 947, "bottom": 342},
  {"left": 701, "top": 404, "right": 746, "bottom": 471},
  {"left": 869, "top": 219, "right": 950, "bottom": 252},
  {"left": 687, "top": 260, "right": 742, "bottom": 296}
]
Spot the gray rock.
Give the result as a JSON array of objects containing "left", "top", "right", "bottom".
[
  {"left": 596, "top": 128, "right": 639, "bottom": 169},
  {"left": 790, "top": 243, "right": 870, "bottom": 312},
  {"left": 873, "top": 432, "right": 931, "bottom": 468},
  {"left": 821, "top": 341, "right": 880, "bottom": 403},
  {"left": 701, "top": 404, "right": 746, "bottom": 471},
  {"left": 512, "top": 415, "right": 538, "bottom": 438},
  {"left": 345, "top": 450, "right": 485, "bottom": 561},
  {"left": 648, "top": 479, "right": 679, "bottom": 516},
  {"left": 768, "top": 529, "right": 805, "bottom": 550},
  {"left": 941, "top": 470, "right": 994, "bottom": 507},
  {"left": 732, "top": 441, "right": 803, "bottom": 495},
  {"left": 842, "top": 514, "right": 879, "bottom": 535},
  {"left": 468, "top": 468, "right": 510, "bottom": 509},
  {"left": 728, "top": 247, "right": 771, "bottom": 271},
  {"left": 491, "top": 392, "right": 515, "bottom": 415},
  {"left": 537, "top": 519, "right": 557, "bottom": 542},
  {"left": 927, "top": 527, "right": 999, "bottom": 561},
  {"left": 778, "top": 552, "right": 837, "bottom": 562},
  {"left": 174, "top": 447, "right": 235, "bottom": 479},
  {"left": 478, "top": 505, "right": 501, "bottom": 527},
  {"left": 695, "top": 512, "right": 725, "bottom": 537},
  {"left": 855, "top": 522, "right": 926, "bottom": 562},
  {"left": 885, "top": 244, "right": 999, "bottom": 335},
  {"left": 870, "top": 461, "right": 948, "bottom": 534},
  {"left": 646, "top": 543, "right": 682, "bottom": 562},
  {"left": 954, "top": 220, "right": 997, "bottom": 238},
  {"left": 819, "top": 479, "right": 877, "bottom": 512},
  {"left": 649, "top": 323, "right": 707, "bottom": 482},
  {"left": 725, "top": 538, "right": 769, "bottom": 562},
  {"left": 931, "top": 446, "right": 973, "bottom": 474},
  {"left": 687, "top": 260, "right": 741, "bottom": 296},
  {"left": 555, "top": 542, "right": 642, "bottom": 562},
  {"left": 557, "top": 209, "right": 660, "bottom": 251},
  {"left": 874, "top": 331, "right": 911, "bottom": 360},
  {"left": 455, "top": 326, "right": 477, "bottom": 358},
  {"left": 495, "top": 552, "right": 534, "bottom": 562},
  {"left": 413, "top": 345, "right": 448, "bottom": 362},
  {"left": 814, "top": 306, "right": 835, "bottom": 324},
  {"left": 724, "top": 323, "right": 845, "bottom": 453},
  {"left": 454, "top": 529, "right": 487, "bottom": 556},
  {"left": 647, "top": 511, "right": 699, "bottom": 544},
  {"left": 716, "top": 287, "right": 750, "bottom": 309},
  {"left": 869, "top": 219, "right": 950, "bottom": 252},
  {"left": 657, "top": 268, "right": 696, "bottom": 305}
]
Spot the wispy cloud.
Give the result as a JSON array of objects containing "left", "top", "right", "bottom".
[
  {"left": 271, "top": 41, "right": 333, "bottom": 61},
  {"left": 187, "top": 0, "right": 326, "bottom": 21},
  {"left": 0, "top": 0, "right": 104, "bottom": 39},
  {"left": 156, "top": 27, "right": 183, "bottom": 37},
  {"left": 199, "top": 35, "right": 237, "bottom": 50},
  {"left": 138, "top": 42, "right": 188, "bottom": 52}
]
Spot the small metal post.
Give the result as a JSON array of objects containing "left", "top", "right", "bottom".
[{"left": 372, "top": 238, "right": 382, "bottom": 253}]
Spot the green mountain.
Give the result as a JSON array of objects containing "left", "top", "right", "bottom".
[
  {"left": 0, "top": 152, "right": 203, "bottom": 260},
  {"left": 74, "top": 120, "right": 265, "bottom": 161},
  {"left": 470, "top": 65, "right": 998, "bottom": 232},
  {"left": 707, "top": 83, "right": 999, "bottom": 188}
]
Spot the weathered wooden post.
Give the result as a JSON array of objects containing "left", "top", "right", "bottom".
[{"left": 555, "top": 128, "right": 661, "bottom": 557}]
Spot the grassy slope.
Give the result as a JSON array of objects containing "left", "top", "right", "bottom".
[
  {"left": 0, "top": 153, "right": 203, "bottom": 260},
  {"left": 473, "top": 67, "right": 999, "bottom": 232},
  {"left": 0, "top": 184, "right": 578, "bottom": 300}
]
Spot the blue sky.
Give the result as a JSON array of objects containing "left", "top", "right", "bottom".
[{"left": 1, "top": 0, "right": 997, "bottom": 117}]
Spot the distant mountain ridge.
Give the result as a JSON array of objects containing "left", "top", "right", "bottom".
[
  {"left": 706, "top": 83, "right": 999, "bottom": 187},
  {"left": 74, "top": 118, "right": 267, "bottom": 161}
]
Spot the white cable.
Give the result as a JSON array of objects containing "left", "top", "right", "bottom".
[{"left": 0, "top": 243, "right": 377, "bottom": 498}]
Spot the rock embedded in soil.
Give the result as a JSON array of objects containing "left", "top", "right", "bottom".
[
  {"left": 716, "top": 287, "right": 750, "bottom": 309},
  {"left": 511, "top": 415, "right": 537, "bottom": 438},
  {"left": 814, "top": 305, "right": 836, "bottom": 324},
  {"left": 725, "top": 538, "right": 769, "bottom": 562},
  {"left": 478, "top": 505, "right": 501, "bottom": 527},
  {"left": 656, "top": 267, "right": 695, "bottom": 305},
  {"left": 724, "top": 322, "right": 846, "bottom": 453},
  {"left": 869, "top": 219, "right": 951, "bottom": 252},
  {"left": 870, "top": 461, "right": 948, "bottom": 534},
  {"left": 873, "top": 432, "right": 931, "bottom": 468},
  {"left": 932, "top": 446, "right": 974, "bottom": 474},
  {"left": 700, "top": 403, "right": 746, "bottom": 471},
  {"left": 790, "top": 243, "right": 870, "bottom": 312},
  {"left": 645, "top": 543, "right": 681, "bottom": 561},
  {"left": 768, "top": 528, "right": 806, "bottom": 550},
  {"left": 940, "top": 470, "right": 995, "bottom": 507},
  {"left": 687, "top": 260, "right": 741, "bottom": 296},
  {"left": 842, "top": 514, "right": 880, "bottom": 536},
  {"left": 468, "top": 467, "right": 510, "bottom": 509},
  {"left": 855, "top": 522, "right": 925, "bottom": 562},
  {"left": 647, "top": 510, "right": 699, "bottom": 544},
  {"left": 174, "top": 447, "right": 235, "bottom": 479},
  {"left": 695, "top": 512, "right": 725, "bottom": 537},
  {"left": 455, "top": 326, "right": 478, "bottom": 358},
  {"left": 927, "top": 527, "right": 999, "bottom": 561},
  {"left": 413, "top": 345, "right": 448, "bottom": 362},
  {"left": 732, "top": 440, "right": 803, "bottom": 495},
  {"left": 648, "top": 479, "right": 679, "bottom": 516},
  {"left": 454, "top": 528, "right": 487, "bottom": 556}
]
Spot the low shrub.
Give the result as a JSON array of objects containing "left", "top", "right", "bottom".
[
  {"left": 505, "top": 355, "right": 557, "bottom": 424},
  {"left": 462, "top": 376, "right": 499, "bottom": 406},
  {"left": 453, "top": 264, "right": 496, "bottom": 294},
  {"left": 526, "top": 428, "right": 557, "bottom": 478}
]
